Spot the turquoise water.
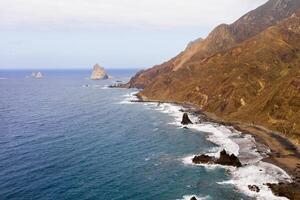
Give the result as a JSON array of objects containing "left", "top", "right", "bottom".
[{"left": 0, "top": 70, "right": 250, "bottom": 200}]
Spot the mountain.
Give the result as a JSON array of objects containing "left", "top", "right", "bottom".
[
  {"left": 124, "top": 0, "right": 300, "bottom": 145},
  {"left": 90, "top": 64, "right": 109, "bottom": 80},
  {"left": 125, "top": 0, "right": 300, "bottom": 89}
]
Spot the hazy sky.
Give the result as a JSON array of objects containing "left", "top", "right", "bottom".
[{"left": 0, "top": 0, "right": 267, "bottom": 69}]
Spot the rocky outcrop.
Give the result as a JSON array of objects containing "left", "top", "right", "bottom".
[
  {"left": 192, "top": 154, "right": 214, "bottom": 164},
  {"left": 216, "top": 150, "right": 242, "bottom": 167},
  {"left": 192, "top": 150, "right": 242, "bottom": 167},
  {"left": 181, "top": 113, "right": 193, "bottom": 125},
  {"left": 90, "top": 64, "right": 109, "bottom": 80}
]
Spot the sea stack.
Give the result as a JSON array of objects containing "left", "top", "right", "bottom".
[
  {"left": 31, "top": 72, "right": 43, "bottom": 79},
  {"left": 90, "top": 64, "right": 109, "bottom": 80},
  {"left": 181, "top": 113, "right": 193, "bottom": 125}
]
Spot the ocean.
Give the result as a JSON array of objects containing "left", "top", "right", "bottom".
[{"left": 0, "top": 70, "right": 291, "bottom": 200}]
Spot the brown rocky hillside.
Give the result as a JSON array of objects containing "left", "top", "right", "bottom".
[
  {"left": 139, "top": 11, "right": 300, "bottom": 144},
  {"left": 125, "top": 0, "right": 300, "bottom": 89},
  {"left": 124, "top": 0, "right": 300, "bottom": 145}
]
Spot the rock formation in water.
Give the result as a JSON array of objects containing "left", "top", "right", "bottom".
[
  {"left": 123, "top": 0, "right": 300, "bottom": 145},
  {"left": 181, "top": 113, "right": 193, "bottom": 125},
  {"left": 190, "top": 197, "right": 198, "bottom": 200},
  {"left": 192, "top": 149, "right": 242, "bottom": 167},
  {"left": 90, "top": 64, "right": 109, "bottom": 80},
  {"left": 31, "top": 72, "right": 43, "bottom": 79}
]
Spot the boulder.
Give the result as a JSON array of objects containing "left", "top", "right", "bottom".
[
  {"left": 90, "top": 64, "right": 109, "bottom": 80},
  {"left": 181, "top": 113, "right": 193, "bottom": 125},
  {"left": 190, "top": 197, "right": 198, "bottom": 200},
  {"left": 248, "top": 185, "right": 260, "bottom": 192}
]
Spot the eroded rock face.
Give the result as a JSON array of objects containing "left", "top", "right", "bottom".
[
  {"left": 181, "top": 113, "right": 193, "bottom": 125},
  {"left": 90, "top": 64, "right": 109, "bottom": 80},
  {"left": 192, "top": 150, "right": 242, "bottom": 167}
]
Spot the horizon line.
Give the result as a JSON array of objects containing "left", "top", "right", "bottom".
[{"left": 0, "top": 67, "right": 143, "bottom": 70}]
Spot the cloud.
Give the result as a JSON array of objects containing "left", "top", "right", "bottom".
[{"left": 0, "top": 0, "right": 267, "bottom": 30}]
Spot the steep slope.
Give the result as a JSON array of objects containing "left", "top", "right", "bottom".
[
  {"left": 138, "top": 11, "right": 300, "bottom": 144},
  {"left": 125, "top": 0, "right": 300, "bottom": 89}
]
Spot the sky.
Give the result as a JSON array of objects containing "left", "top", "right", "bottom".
[{"left": 0, "top": 0, "right": 267, "bottom": 69}]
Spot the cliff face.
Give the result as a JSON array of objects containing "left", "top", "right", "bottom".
[{"left": 125, "top": 0, "right": 300, "bottom": 144}]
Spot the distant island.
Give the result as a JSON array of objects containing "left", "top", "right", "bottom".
[
  {"left": 31, "top": 72, "right": 43, "bottom": 79},
  {"left": 90, "top": 64, "right": 109, "bottom": 80}
]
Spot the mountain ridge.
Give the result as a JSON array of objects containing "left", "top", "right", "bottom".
[{"left": 125, "top": 0, "right": 300, "bottom": 88}]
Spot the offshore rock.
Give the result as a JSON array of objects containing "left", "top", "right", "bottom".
[
  {"left": 192, "top": 149, "right": 242, "bottom": 167},
  {"left": 31, "top": 72, "right": 43, "bottom": 79},
  {"left": 90, "top": 64, "right": 109, "bottom": 80},
  {"left": 181, "top": 113, "right": 193, "bottom": 125},
  {"left": 216, "top": 149, "right": 242, "bottom": 167}
]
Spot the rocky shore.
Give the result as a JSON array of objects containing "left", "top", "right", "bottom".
[
  {"left": 192, "top": 110, "right": 300, "bottom": 199},
  {"left": 128, "top": 94, "right": 300, "bottom": 199}
]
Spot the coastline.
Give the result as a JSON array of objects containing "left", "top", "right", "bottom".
[
  {"left": 132, "top": 93, "right": 300, "bottom": 199},
  {"left": 202, "top": 112, "right": 300, "bottom": 178},
  {"left": 202, "top": 112, "right": 300, "bottom": 199}
]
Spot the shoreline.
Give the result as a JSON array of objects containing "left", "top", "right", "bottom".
[
  {"left": 201, "top": 112, "right": 300, "bottom": 179},
  {"left": 131, "top": 94, "right": 300, "bottom": 199}
]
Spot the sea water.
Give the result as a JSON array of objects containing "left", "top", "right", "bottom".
[{"left": 0, "top": 70, "right": 289, "bottom": 200}]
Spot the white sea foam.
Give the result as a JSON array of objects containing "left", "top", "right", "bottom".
[
  {"left": 118, "top": 91, "right": 139, "bottom": 104},
  {"left": 218, "top": 161, "right": 291, "bottom": 200},
  {"left": 82, "top": 84, "right": 111, "bottom": 89},
  {"left": 146, "top": 102, "right": 240, "bottom": 156},
  {"left": 179, "top": 195, "right": 210, "bottom": 200},
  {"left": 119, "top": 92, "right": 293, "bottom": 199},
  {"left": 100, "top": 85, "right": 109, "bottom": 89}
]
